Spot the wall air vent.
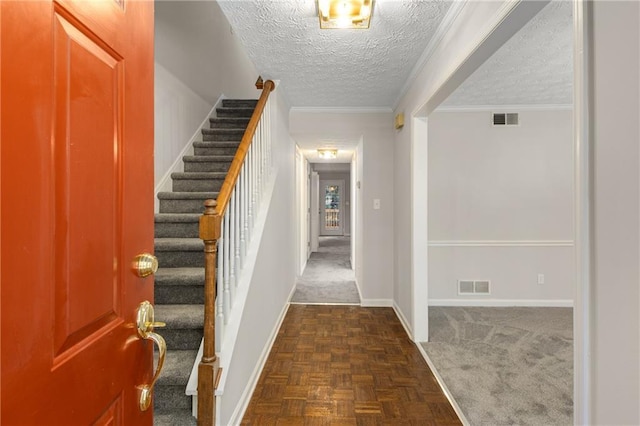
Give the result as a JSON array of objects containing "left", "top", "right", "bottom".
[
  {"left": 458, "top": 280, "right": 491, "bottom": 295},
  {"left": 492, "top": 112, "right": 519, "bottom": 126}
]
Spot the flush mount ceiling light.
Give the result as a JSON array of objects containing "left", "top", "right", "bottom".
[
  {"left": 317, "top": 0, "right": 374, "bottom": 29},
  {"left": 317, "top": 149, "right": 338, "bottom": 159}
]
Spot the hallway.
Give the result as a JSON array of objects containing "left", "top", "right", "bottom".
[
  {"left": 291, "top": 237, "right": 360, "bottom": 304},
  {"left": 242, "top": 305, "right": 461, "bottom": 425}
]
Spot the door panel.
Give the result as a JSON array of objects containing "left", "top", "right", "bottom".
[
  {"left": 1, "top": 0, "right": 154, "bottom": 424},
  {"left": 53, "top": 11, "right": 124, "bottom": 357},
  {"left": 320, "top": 180, "right": 344, "bottom": 236}
]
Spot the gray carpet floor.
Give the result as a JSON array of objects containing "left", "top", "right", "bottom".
[
  {"left": 290, "top": 236, "right": 360, "bottom": 304},
  {"left": 422, "top": 307, "right": 573, "bottom": 426}
]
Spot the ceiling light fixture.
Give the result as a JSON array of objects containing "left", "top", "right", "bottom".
[
  {"left": 318, "top": 149, "right": 338, "bottom": 159},
  {"left": 317, "top": 0, "right": 374, "bottom": 29}
]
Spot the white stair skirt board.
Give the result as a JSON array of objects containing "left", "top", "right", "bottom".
[
  {"left": 224, "top": 300, "right": 291, "bottom": 425},
  {"left": 428, "top": 299, "right": 574, "bottom": 307},
  {"left": 154, "top": 95, "right": 226, "bottom": 213},
  {"left": 185, "top": 168, "right": 279, "bottom": 415},
  {"left": 416, "top": 344, "right": 471, "bottom": 426}
]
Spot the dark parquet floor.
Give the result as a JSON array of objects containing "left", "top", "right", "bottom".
[{"left": 241, "top": 305, "right": 461, "bottom": 425}]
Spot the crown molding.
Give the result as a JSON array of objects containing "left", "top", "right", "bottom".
[
  {"left": 434, "top": 103, "right": 573, "bottom": 112},
  {"left": 392, "top": 0, "right": 468, "bottom": 111}
]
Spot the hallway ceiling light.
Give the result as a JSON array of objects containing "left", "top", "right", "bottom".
[
  {"left": 317, "top": 149, "right": 338, "bottom": 159},
  {"left": 317, "top": 0, "right": 374, "bottom": 29}
]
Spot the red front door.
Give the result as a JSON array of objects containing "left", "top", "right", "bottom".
[{"left": 1, "top": 0, "right": 155, "bottom": 424}]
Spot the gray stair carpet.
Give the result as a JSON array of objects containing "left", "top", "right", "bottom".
[{"left": 153, "top": 99, "right": 257, "bottom": 425}]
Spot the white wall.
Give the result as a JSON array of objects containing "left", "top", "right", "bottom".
[
  {"left": 154, "top": 63, "right": 212, "bottom": 189},
  {"left": 218, "top": 90, "right": 296, "bottom": 425},
  {"left": 154, "top": 0, "right": 260, "bottom": 191},
  {"left": 290, "top": 112, "right": 394, "bottom": 305},
  {"left": 155, "top": 1, "right": 259, "bottom": 105},
  {"left": 589, "top": 1, "right": 640, "bottom": 423},
  {"left": 427, "top": 109, "right": 574, "bottom": 304}
]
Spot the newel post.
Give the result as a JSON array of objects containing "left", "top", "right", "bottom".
[{"left": 198, "top": 199, "right": 222, "bottom": 426}]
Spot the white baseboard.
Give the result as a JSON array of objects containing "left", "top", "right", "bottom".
[
  {"left": 417, "top": 344, "right": 471, "bottom": 426},
  {"left": 354, "top": 278, "right": 363, "bottom": 304},
  {"left": 360, "top": 298, "right": 393, "bottom": 307},
  {"left": 428, "top": 298, "right": 574, "bottom": 307},
  {"left": 287, "top": 279, "right": 298, "bottom": 302},
  {"left": 393, "top": 301, "right": 414, "bottom": 341},
  {"left": 225, "top": 300, "right": 290, "bottom": 426},
  {"left": 154, "top": 95, "right": 225, "bottom": 213}
]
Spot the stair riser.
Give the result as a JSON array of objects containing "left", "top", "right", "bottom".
[
  {"left": 155, "top": 222, "right": 199, "bottom": 238},
  {"left": 156, "top": 251, "right": 204, "bottom": 268},
  {"left": 154, "top": 386, "right": 192, "bottom": 412},
  {"left": 222, "top": 100, "right": 258, "bottom": 108},
  {"left": 159, "top": 199, "right": 208, "bottom": 214},
  {"left": 194, "top": 146, "right": 239, "bottom": 156},
  {"left": 202, "top": 132, "right": 243, "bottom": 142},
  {"left": 155, "top": 286, "right": 204, "bottom": 305},
  {"left": 216, "top": 108, "right": 253, "bottom": 118},
  {"left": 162, "top": 329, "right": 203, "bottom": 350},
  {"left": 183, "top": 161, "right": 232, "bottom": 173},
  {"left": 209, "top": 118, "right": 250, "bottom": 129},
  {"left": 172, "top": 180, "right": 224, "bottom": 192}
]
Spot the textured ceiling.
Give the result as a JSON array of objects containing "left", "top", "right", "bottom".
[
  {"left": 442, "top": 0, "right": 573, "bottom": 107},
  {"left": 219, "top": 0, "right": 573, "bottom": 110},
  {"left": 218, "top": 0, "right": 452, "bottom": 108}
]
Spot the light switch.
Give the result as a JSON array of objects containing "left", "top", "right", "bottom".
[{"left": 373, "top": 199, "right": 381, "bottom": 210}]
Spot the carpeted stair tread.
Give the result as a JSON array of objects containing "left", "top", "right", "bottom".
[
  {"left": 154, "top": 411, "right": 197, "bottom": 426},
  {"left": 155, "top": 213, "right": 200, "bottom": 223},
  {"left": 157, "top": 191, "right": 218, "bottom": 200},
  {"left": 170, "top": 172, "right": 227, "bottom": 180},
  {"left": 155, "top": 267, "right": 204, "bottom": 286},
  {"left": 156, "top": 349, "right": 198, "bottom": 386},
  {"left": 192, "top": 142, "right": 241, "bottom": 156},
  {"left": 201, "top": 128, "right": 244, "bottom": 135},
  {"left": 155, "top": 238, "right": 203, "bottom": 252},
  {"left": 201, "top": 128, "right": 245, "bottom": 142},
  {"left": 192, "top": 141, "right": 240, "bottom": 148},
  {"left": 222, "top": 99, "right": 258, "bottom": 108},
  {"left": 158, "top": 192, "right": 216, "bottom": 214},
  {"left": 182, "top": 155, "right": 234, "bottom": 163},
  {"left": 209, "top": 117, "right": 250, "bottom": 128},
  {"left": 216, "top": 107, "right": 254, "bottom": 118},
  {"left": 155, "top": 304, "right": 204, "bottom": 329}
]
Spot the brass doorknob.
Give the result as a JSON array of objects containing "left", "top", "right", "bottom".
[{"left": 132, "top": 253, "right": 158, "bottom": 277}]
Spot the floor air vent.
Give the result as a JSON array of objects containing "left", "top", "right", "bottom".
[
  {"left": 493, "top": 112, "right": 519, "bottom": 126},
  {"left": 458, "top": 280, "right": 491, "bottom": 295}
]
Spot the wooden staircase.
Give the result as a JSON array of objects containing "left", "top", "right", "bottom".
[{"left": 153, "top": 99, "right": 258, "bottom": 426}]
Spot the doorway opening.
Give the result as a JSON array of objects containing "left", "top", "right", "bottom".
[
  {"left": 411, "top": 2, "right": 576, "bottom": 425},
  {"left": 293, "top": 146, "right": 361, "bottom": 304}
]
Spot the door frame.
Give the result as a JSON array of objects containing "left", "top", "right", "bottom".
[{"left": 310, "top": 171, "right": 319, "bottom": 252}]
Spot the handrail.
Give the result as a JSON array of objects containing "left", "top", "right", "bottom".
[
  {"left": 197, "top": 76, "right": 276, "bottom": 426},
  {"left": 215, "top": 79, "right": 275, "bottom": 217}
]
